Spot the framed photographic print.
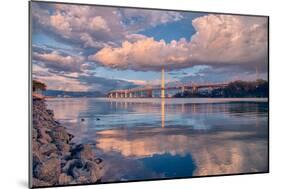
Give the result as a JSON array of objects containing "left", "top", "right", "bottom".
[{"left": 29, "top": 0, "right": 269, "bottom": 188}]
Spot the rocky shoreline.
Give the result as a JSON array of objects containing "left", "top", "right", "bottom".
[{"left": 32, "top": 97, "right": 104, "bottom": 187}]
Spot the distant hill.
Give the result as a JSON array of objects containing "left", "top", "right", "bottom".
[{"left": 43, "top": 90, "right": 105, "bottom": 98}]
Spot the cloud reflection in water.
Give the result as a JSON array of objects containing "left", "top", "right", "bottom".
[{"left": 46, "top": 98, "right": 268, "bottom": 180}]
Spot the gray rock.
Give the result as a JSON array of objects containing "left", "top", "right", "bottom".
[
  {"left": 32, "top": 128, "right": 38, "bottom": 139},
  {"left": 32, "top": 152, "right": 42, "bottom": 170},
  {"left": 62, "top": 159, "right": 83, "bottom": 175},
  {"left": 84, "top": 160, "right": 100, "bottom": 183},
  {"left": 37, "top": 127, "right": 52, "bottom": 144},
  {"left": 50, "top": 126, "right": 71, "bottom": 143},
  {"left": 58, "top": 173, "right": 72, "bottom": 185},
  {"left": 46, "top": 109, "right": 54, "bottom": 117},
  {"left": 32, "top": 99, "right": 104, "bottom": 185},
  {"left": 75, "top": 175, "right": 92, "bottom": 184},
  {"left": 55, "top": 141, "right": 70, "bottom": 155},
  {"left": 32, "top": 141, "right": 40, "bottom": 152},
  {"left": 39, "top": 143, "right": 57, "bottom": 156},
  {"left": 33, "top": 157, "right": 61, "bottom": 184},
  {"left": 71, "top": 144, "right": 94, "bottom": 160},
  {"left": 71, "top": 166, "right": 80, "bottom": 179},
  {"left": 32, "top": 178, "right": 51, "bottom": 187}
]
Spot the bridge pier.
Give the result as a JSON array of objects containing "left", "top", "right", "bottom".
[
  {"left": 140, "top": 91, "right": 144, "bottom": 98},
  {"left": 192, "top": 86, "right": 197, "bottom": 94},
  {"left": 147, "top": 89, "right": 153, "bottom": 98},
  {"left": 181, "top": 86, "right": 185, "bottom": 96}
]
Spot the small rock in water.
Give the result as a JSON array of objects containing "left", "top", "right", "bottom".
[
  {"left": 94, "top": 158, "right": 102, "bottom": 164},
  {"left": 96, "top": 118, "right": 100, "bottom": 121},
  {"left": 81, "top": 118, "right": 85, "bottom": 122}
]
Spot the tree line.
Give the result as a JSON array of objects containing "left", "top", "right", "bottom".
[{"left": 173, "top": 80, "right": 268, "bottom": 98}]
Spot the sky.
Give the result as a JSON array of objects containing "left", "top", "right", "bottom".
[{"left": 31, "top": 2, "right": 268, "bottom": 93}]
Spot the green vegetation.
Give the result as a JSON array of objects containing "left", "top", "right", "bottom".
[{"left": 33, "top": 80, "right": 47, "bottom": 92}]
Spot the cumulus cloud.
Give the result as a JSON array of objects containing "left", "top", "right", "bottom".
[
  {"left": 31, "top": 2, "right": 184, "bottom": 49},
  {"left": 31, "top": 2, "right": 268, "bottom": 93},
  {"left": 32, "top": 3, "right": 124, "bottom": 48},
  {"left": 33, "top": 50, "right": 85, "bottom": 73},
  {"left": 189, "top": 15, "right": 267, "bottom": 65},
  {"left": 91, "top": 14, "right": 268, "bottom": 71},
  {"left": 33, "top": 63, "right": 141, "bottom": 93},
  {"left": 33, "top": 64, "right": 90, "bottom": 91},
  {"left": 120, "top": 9, "right": 183, "bottom": 32},
  {"left": 89, "top": 16, "right": 110, "bottom": 32},
  {"left": 90, "top": 37, "right": 190, "bottom": 71}
]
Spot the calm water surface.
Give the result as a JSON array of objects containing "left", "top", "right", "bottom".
[{"left": 46, "top": 98, "right": 268, "bottom": 182}]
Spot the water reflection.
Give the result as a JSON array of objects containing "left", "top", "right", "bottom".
[
  {"left": 161, "top": 98, "right": 165, "bottom": 128},
  {"left": 46, "top": 98, "right": 268, "bottom": 180},
  {"left": 96, "top": 127, "right": 268, "bottom": 176}
]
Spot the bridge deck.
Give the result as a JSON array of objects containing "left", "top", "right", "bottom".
[{"left": 107, "top": 83, "right": 227, "bottom": 97}]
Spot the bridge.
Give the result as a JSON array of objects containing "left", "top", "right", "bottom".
[{"left": 107, "top": 67, "right": 227, "bottom": 98}]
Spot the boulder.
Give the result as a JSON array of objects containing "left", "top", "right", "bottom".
[
  {"left": 71, "top": 144, "right": 94, "bottom": 160},
  {"left": 32, "top": 128, "right": 38, "bottom": 139},
  {"left": 62, "top": 159, "right": 83, "bottom": 176},
  {"left": 58, "top": 173, "right": 72, "bottom": 185},
  {"left": 32, "top": 141, "right": 40, "bottom": 152},
  {"left": 37, "top": 127, "right": 52, "bottom": 144},
  {"left": 50, "top": 126, "right": 71, "bottom": 143},
  {"left": 75, "top": 175, "right": 91, "bottom": 184},
  {"left": 32, "top": 99, "right": 104, "bottom": 185},
  {"left": 46, "top": 109, "right": 54, "bottom": 117},
  {"left": 84, "top": 161, "right": 100, "bottom": 183},
  {"left": 71, "top": 166, "right": 81, "bottom": 179},
  {"left": 33, "top": 157, "right": 61, "bottom": 184},
  {"left": 39, "top": 143, "right": 57, "bottom": 156},
  {"left": 55, "top": 141, "right": 70, "bottom": 155},
  {"left": 32, "top": 152, "right": 42, "bottom": 170},
  {"left": 32, "top": 178, "right": 51, "bottom": 187}
]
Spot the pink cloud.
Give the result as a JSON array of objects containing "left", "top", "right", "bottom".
[
  {"left": 90, "top": 14, "right": 268, "bottom": 71},
  {"left": 33, "top": 64, "right": 90, "bottom": 91},
  {"left": 89, "top": 37, "right": 190, "bottom": 71},
  {"left": 89, "top": 16, "right": 110, "bottom": 32},
  {"left": 32, "top": 2, "right": 185, "bottom": 48},
  {"left": 33, "top": 51, "right": 85, "bottom": 72},
  {"left": 32, "top": 3, "right": 123, "bottom": 48}
]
